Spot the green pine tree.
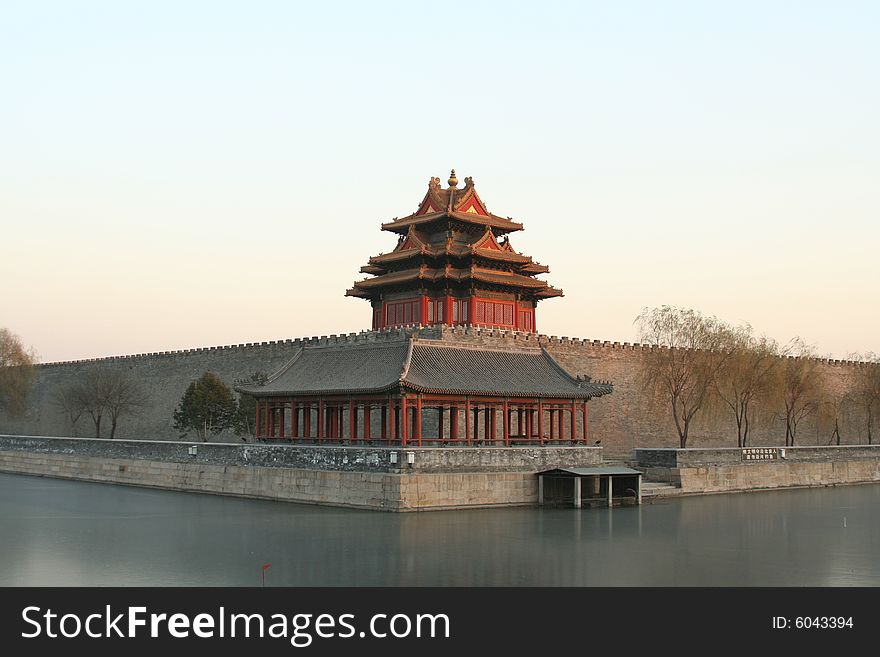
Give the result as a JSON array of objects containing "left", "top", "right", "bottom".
[{"left": 173, "top": 371, "right": 238, "bottom": 441}]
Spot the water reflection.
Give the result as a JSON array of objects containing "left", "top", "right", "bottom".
[{"left": 1, "top": 474, "right": 878, "bottom": 586}]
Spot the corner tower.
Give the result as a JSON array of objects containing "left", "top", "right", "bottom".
[{"left": 346, "top": 170, "right": 563, "bottom": 331}]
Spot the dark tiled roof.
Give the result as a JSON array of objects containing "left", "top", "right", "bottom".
[
  {"left": 238, "top": 339, "right": 612, "bottom": 400},
  {"left": 240, "top": 341, "right": 409, "bottom": 396},
  {"left": 346, "top": 266, "right": 562, "bottom": 297},
  {"left": 381, "top": 211, "right": 524, "bottom": 234},
  {"left": 403, "top": 343, "right": 610, "bottom": 398}
]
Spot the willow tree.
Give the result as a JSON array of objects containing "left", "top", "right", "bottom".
[
  {"left": 0, "top": 328, "right": 37, "bottom": 417},
  {"left": 849, "top": 354, "right": 880, "bottom": 445},
  {"left": 775, "top": 339, "right": 824, "bottom": 447},
  {"left": 636, "top": 306, "right": 735, "bottom": 448},
  {"left": 714, "top": 329, "right": 781, "bottom": 447},
  {"left": 818, "top": 381, "right": 853, "bottom": 446}
]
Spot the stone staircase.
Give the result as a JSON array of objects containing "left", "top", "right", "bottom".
[
  {"left": 602, "top": 455, "right": 681, "bottom": 500},
  {"left": 640, "top": 481, "right": 681, "bottom": 499}
]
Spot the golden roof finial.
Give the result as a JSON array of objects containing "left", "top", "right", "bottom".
[{"left": 447, "top": 169, "right": 458, "bottom": 188}]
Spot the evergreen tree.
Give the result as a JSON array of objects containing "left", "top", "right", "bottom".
[{"left": 173, "top": 372, "right": 238, "bottom": 441}]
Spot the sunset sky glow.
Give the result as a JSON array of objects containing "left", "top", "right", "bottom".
[{"left": 2, "top": 1, "right": 878, "bottom": 362}]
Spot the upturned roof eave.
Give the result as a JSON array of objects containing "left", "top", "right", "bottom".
[
  {"left": 380, "top": 211, "right": 524, "bottom": 234},
  {"left": 398, "top": 381, "right": 605, "bottom": 399}
]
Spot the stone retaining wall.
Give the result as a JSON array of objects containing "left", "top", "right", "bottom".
[
  {"left": 0, "top": 435, "right": 598, "bottom": 511},
  {"left": 634, "top": 446, "right": 880, "bottom": 493}
]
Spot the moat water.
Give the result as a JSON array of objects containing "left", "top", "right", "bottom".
[{"left": 1, "top": 473, "right": 878, "bottom": 586}]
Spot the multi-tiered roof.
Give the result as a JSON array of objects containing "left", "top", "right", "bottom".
[{"left": 347, "top": 171, "right": 562, "bottom": 331}]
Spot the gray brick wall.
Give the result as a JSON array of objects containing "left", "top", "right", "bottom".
[{"left": 0, "top": 325, "right": 874, "bottom": 452}]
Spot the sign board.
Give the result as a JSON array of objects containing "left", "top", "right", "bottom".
[{"left": 741, "top": 447, "right": 779, "bottom": 461}]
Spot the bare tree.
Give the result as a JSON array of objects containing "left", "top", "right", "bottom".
[
  {"left": 74, "top": 368, "right": 146, "bottom": 439},
  {"left": 104, "top": 371, "right": 147, "bottom": 439},
  {"left": 714, "top": 328, "right": 782, "bottom": 447},
  {"left": 818, "top": 384, "right": 853, "bottom": 446},
  {"left": 636, "top": 306, "right": 736, "bottom": 448},
  {"left": 849, "top": 353, "right": 880, "bottom": 445},
  {"left": 0, "top": 328, "right": 37, "bottom": 417},
  {"left": 54, "top": 385, "right": 86, "bottom": 437},
  {"left": 77, "top": 370, "right": 108, "bottom": 438},
  {"left": 775, "top": 339, "right": 824, "bottom": 446}
]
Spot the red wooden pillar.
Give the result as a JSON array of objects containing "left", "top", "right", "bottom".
[
  {"left": 415, "top": 396, "right": 423, "bottom": 446},
  {"left": 503, "top": 400, "right": 510, "bottom": 446},
  {"left": 444, "top": 295, "right": 453, "bottom": 326},
  {"left": 317, "top": 401, "right": 324, "bottom": 442},
  {"left": 290, "top": 402, "right": 298, "bottom": 440},
  {"left": 264, "top": 401, "right": 269, "bottom": 439},
  {"left": 549, "top": 408, "right": 555, "bottom": 441},
  {"left": 279, "top": 402, "right": 285, "bottom": 440},
  {"left": 450, "top": 405, "right": 458, "bottom": 442},
  {"left": 489, "top": 406, "right": 496, "bottom": 442},
  {"left": 349, "top": 399, "right": 356, "bottom": 443},
  {"left": 465, "top": 399, "right": 471, "bottom": 446},
  {"left": 474, "top": 406, "right": 481, "bottom": 442},
  {"left": 570, "top": 402, "right": 577, "bottom": 444},
  {"left": 303, "top": 403, "right": 311, "bottom": 439},
  {"left": 364, "top": 405, "right": 371, "bottom": 442},
  {"left": 583, "top": 402, "right": 589, "bottom": 444},
  {"left": 381, "top": 404, "right": 388, "bottom": 442},
  {"left": 420, "top": 296, "right": 429, "bottom": 325},
  {"left": 254, "top": 401, "right": 261, "bottom": 440},
  {"left": 388, "top": 398, "right": 396, "bottom": 444},
  {"left": 400, "top": 397, "right": 408, "bottom": 446},
  {"left": 438, "top": 405, "right": 444, "bottom": 443},
  {"left": 538, "top": 399, "right": 544, "bottom": 446}
]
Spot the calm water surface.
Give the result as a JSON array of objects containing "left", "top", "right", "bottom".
[{"left": 1, "top": 473, "right": 878, "bottom": 586}]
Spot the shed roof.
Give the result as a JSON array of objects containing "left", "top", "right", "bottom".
[
  {"left": 538, "top": 467, "right": 643, "bottom": 476},
  {"left": 237, "top": 339, "right": 613, "bottom": 400}
]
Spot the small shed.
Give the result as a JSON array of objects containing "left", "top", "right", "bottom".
[{"left": 537, "top": 467, "right": 643, "bottom": 508}]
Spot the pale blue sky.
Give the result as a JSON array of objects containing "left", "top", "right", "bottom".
[{"left": 2, "top": 1, "right": 878, "bottom": 361}]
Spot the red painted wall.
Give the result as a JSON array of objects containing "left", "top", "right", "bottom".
[{"left": 377, "top": 296, "right": 535, "bottom": 331}]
